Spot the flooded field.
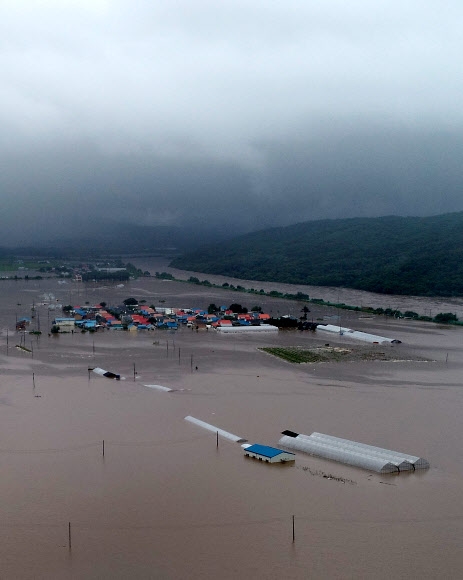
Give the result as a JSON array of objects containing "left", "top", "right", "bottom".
[{"left": 1, "top": 262, "right": 463, "bottom": 578}]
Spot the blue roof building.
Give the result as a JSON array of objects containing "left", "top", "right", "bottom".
[{"left": 243, "top": 444, "right": 295, "bottom": 463}]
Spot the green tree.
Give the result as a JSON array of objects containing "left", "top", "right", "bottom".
[
  {"left": 404, "top": 311, "right": 419, "bottom": 319},
  {"left": 123, "top": 297, "right": 138, "bottom": 306},
  {"left": 229, "top": 303, "right": 248, "bottom": 314},
  {"left": 433, "top": 312, "right": 458, "bottom": 323}
]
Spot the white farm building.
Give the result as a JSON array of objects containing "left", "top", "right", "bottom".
[
  {"left": 52, "top": 317, "right": 76, "bottom": 330},
  {"left": 317, "top": 324, "right": 400, "bottom": 344},
  {"left": 215, "top": 325, "right": 278, "bottom": 334},
  {"left": 184, "top": 416, "right": 248, "bottom": 443}
]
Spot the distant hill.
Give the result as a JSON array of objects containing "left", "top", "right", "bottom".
[{"left": 170, "top": 213, "right": 463, "bottom": 296}]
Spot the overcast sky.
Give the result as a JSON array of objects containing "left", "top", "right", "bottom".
[{"left": 1, "top": 0, "right": 462, "bottom": 246}]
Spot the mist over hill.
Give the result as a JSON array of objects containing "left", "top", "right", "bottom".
[
  {"left": 0, "top": 223, "right": 224, "bottom": 259},
  {"left": 170, "top": 213, "right": 463, "bottom": 297}
]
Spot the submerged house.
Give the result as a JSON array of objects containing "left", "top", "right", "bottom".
[
  {"left": 75, "top": 319, "right": 97, "bottom": 330},
  {"left": 16, "top": 317, "right": 31, "bottom": 331},
  {"left": 52, "top": 317, "right": 76, "bottom": 331},
  {"left": 242, "top": 444, "right": 295, "bottom": 463}
]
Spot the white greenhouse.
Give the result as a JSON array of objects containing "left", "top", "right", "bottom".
[
  {"left": 215, "top": 325, "right": 278, "bottom": 333},
  {"left": 91, "top": 367, "right": 121, "bottom": 380},
  {"left": 316, "top": 324, "right": 399, "bottom": 344},
  {"left": 279, "top": 430, "right": 429, "bottom": 473},
  {"left": 184, "top": 416, "right": 248, "bottom": 443}
]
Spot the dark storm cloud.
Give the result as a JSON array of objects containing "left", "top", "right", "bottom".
[
  {"left": 256, "top": 122, "right": 463, "bottom": 225},
  {"left": 1, "top": 1, "right": 463, "bottom": 245}
]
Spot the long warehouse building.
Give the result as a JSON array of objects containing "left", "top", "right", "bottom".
[{"left": 216, "top": 325, "right": 278, "bottom": 333}]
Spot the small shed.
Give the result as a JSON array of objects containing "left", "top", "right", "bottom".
[{"left": 243, "top": 444, "right": 295, "bottom": 463}]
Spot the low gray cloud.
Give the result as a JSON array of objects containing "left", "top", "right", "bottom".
[{"left": 1, "top": 1, "right": 462, "bottom": 246}]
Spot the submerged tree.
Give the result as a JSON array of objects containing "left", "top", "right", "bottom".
[
  {"left": 123, "top": 297, "right": 138, "bottom": 306},
  {"left": 228, "top": 303, "right": 248, "bottom": 314},
  {"left": 433, "top": 312, "right": 458, "bottom": 323}
]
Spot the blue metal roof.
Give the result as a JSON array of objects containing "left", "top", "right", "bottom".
[{"left": 245, "top": 444, "right": 294, "bottom": 458}]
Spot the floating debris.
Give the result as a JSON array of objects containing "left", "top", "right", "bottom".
[{"left": 298, "top": 465, "right": 356, "bottom": 484}]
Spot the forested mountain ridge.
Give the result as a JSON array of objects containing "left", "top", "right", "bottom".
[{"left": 170, "top": 213, "right": 463, "bottom": 296}]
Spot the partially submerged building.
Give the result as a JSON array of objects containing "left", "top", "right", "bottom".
[
  {"left": 52, "top": 317, "right": 76, "bottom": 331},
  {"left": 184, "top": 416, "right": 247, "bottom": 443},
  {"left": 91, "top": 367, "right": 121, "bottom": 380},
  {"left": 242, "top": 444, "right": 295, "bottom": 463},
  {"left": 215, "top": 325, "right": 278, "bottom": 334},
  {"left": 279, "top": 431, "right": 429, "bottom": 473},
  {"left": 16, "top": 317, "right": 31, "bottom": 331},
  {"left": 50, "top": 300, "right": 276, "bottom": 334},
  {"left": 316, "top": 324, "right": 401, "bottom": 344}
]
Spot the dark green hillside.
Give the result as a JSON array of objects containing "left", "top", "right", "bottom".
[{"left": 170, "top": 213, "right": 463, "bottom": 296}]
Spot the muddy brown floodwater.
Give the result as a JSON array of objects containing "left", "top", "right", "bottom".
[{"left": 1, "top": 261, "right": 463, "bottom": 579}]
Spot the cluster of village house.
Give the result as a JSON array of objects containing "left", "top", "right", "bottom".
[{"left": 52, "top": 304, "right": 272, "bottom": 332}]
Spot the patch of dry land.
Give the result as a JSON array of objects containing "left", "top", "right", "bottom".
[{"left": 261, "top": 344, "right": 431, "bottom": 363}]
